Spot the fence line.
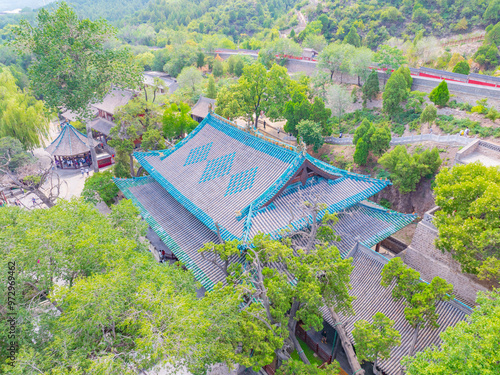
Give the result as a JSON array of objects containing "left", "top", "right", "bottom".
[{"left": 325, "top": 134, "right": 474, "bottom": 146}]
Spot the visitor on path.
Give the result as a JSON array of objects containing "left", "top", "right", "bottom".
[
  {"left": 85, "top": 168, "right": 89, "bottom": 176},
  {"left": 277, "top": 128, "right": 280, "bottom": 136},
  {"left": 339, "top": 132, "right": 343, "bottom": 138},
  {"left": 321, "top": 329, "right": 327, "bottom": 344},
  {"left": 80, "top": 167, "right": 84, "bottom": 176},
  {"left": 32, "top": 197, "right": 36, "bottom": 207},
  {"left": 464, "top": 127, "right": 470, "bottom": 137},
  {"left": 263, "top": 120, "right": 266, "bottom": 129}
]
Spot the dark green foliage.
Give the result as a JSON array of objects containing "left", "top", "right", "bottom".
[
  {"left": 378, "top": 146, "right": 441, "bottom": 193},
  {"left": 435, "top": 115, "right": 500, "bottom": 137},
  {"left": 0, "top": 136, "right": 33, "bottom": 171},
  {"left": 396, "top": 66, "right": 413, "bottom": 90},
  {"left": 383, "top": 71, "right": 408, "bottom": 117},
  {"left": 473, "top": 43, "right": 499, "bottom": 69},
  {"left": 370, "top": 125, "right": 392, "bottom": 156},
  {"left": 309, "top": 97, "right": 332, "bottom": 136},
  {"left": 234, "top": 59, "right": 245, "bottom": 77},
  {"left": 196, "top": 51, "right": 205, "bottom": 68},
  {"left": 353, "top": 137, "right": 369, "bottom": 166},
  {"left": 429, "top": 81, "right": 450, "bottom": 107},
  {"left": 344, "top": 25, "right": 361, "bottom": 47},
  {"left": 283, "top": 92, "right": 311, "bottom": 136},
  {"left": 362, "top": 69, "right": 380, "bottom": 105},
  {"left": 296, "top": 119, "right": 324, "bottom": 152},
  {"left": 353, "top": 118, "right": 374, "bottom": 147},
  {"left": 81, "top": 170, "right": 120, "bottom": 206},
  {"left": 486, "top": 22, "right": 500, "bottom": 45},
  {"left": 452, "top": 60, "right": 470, "bottom": 75},
  {"left": 483, "top": 0, "right": 500, "bottom": 23}
]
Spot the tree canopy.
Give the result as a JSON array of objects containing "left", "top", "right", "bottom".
[{"left": 433, "top": 163, "right": 500, "bottom": 281}]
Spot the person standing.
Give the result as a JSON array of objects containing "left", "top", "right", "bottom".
[
  {"left": 80, "top": 166, "right": 84, "bottom": 176},
  {"left": 32, "top": 197, "right": 36, "bottom": 207},
  {"left": 85, "top": 167, "right": 89, "bottom": 177}
]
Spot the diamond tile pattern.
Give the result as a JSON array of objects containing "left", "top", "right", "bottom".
[
  {"left": 225, "top": 167, "right": 258, "bottom": 196},
  {"left": 184, "top": 142, "right": 213, "bottom": 166},
  {"left": 199, "top": 152, "right": 236, "bottom": 183}
]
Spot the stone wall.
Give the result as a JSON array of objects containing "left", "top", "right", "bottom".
[{"left": 400, "top": 208, "right": 487, "bottom": 306}]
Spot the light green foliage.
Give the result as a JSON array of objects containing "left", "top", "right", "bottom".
[
  {"left": 383, "top": 71, "right": 409, "bottom": 117},
  {"left": 303, "top": 34, "right": 328, "bottom": 52},
  {"left": 396, "top": 66, "right": 413, "bottom": 90},
  {"left": 375, "top": 45, "right": 407, "bottom": 72},
  {"left": 258, "top": 38, "right": 302, "bottom": 68},
  {"left": 206, "top": 74, "right": 217, "bottom": 99},
  {"left": 486, "top": 22, "right": 500, "bottom": 45},
  {"left": 353, "top": 118, "right": 375, "bottom": 147},
  {"left": 433, "top": 163, "right": 500, "bottom": 280},
  {"left": 0, "top": 69, "right": 49, "bottom": 150},
  {"left": 380, "top": 6, "right": 404, "bottom": 23},
  {"left": 212, "top": 59, "right": 224, "bottom": 77},
  {"left": 136, "top": 51, "right": 155, "bottom": 70},
  {"left": 141, "top": 127, "right": 166, "bottom": 151},
  {"left": 362, "top": 69, "right": 380, "bottom": 105},
  {"left": 297, "top": 119, "right": 324, "bottom": 152},
  {"left": 452, "top": 60, "right": 470, "bottom": 75},
  {"left": 353, "top": 313, "right": 401, "bottom": 373},
  {"left": 0, "top": 136, "right": 33, "bottom": 171},
  {"left": 318, "top": 43, "right": 355, "bottom": 81},
  {"left": 353, "top": 138, "right": 369, "bottom": 165},
  {"left": 343, "top": 25, "right": 361, "bottom": 47},
  {"left": 10, "top": 2, "right": 141, "bottom": 121},
  {"left": 381, "top": 258, "right": 453, "bottom": 355},
  {"left": 350, "top": 47, "right": 374, "bottom": 86},
  {"left": 420, "top": 104, "right": 437, "bottom": 127},
  {"left": 379, "top": 146, "right": 441, "bottom": 193},
  {"left": 162, "top": 102, "right": 198, "bottom": 140},
  {"left": 216, "top": 85, "right": 243, "bottom": 120},
  {"left": 327, "top": 84, "right": 351, "bottom": 128},
  {"left": 403, "top": 290, "right": 500, "bottom": 375},
  {"left": 284, "top": 94, "right": 331, "bottom": 137},
  {"left": 177, "top": 66, "right": 203, "bottom": 97},
  {"left": 81, "top": 170, "right": 120, "bottom": 206},
  {"left": 309, "top": 97, "right": 332, "bottom": 136},
  {"left": 429, "top": 80, "right": 450, "bottom": 107},
  {"left": 277, "top": 359, "right": 341, "bottom": 374}
]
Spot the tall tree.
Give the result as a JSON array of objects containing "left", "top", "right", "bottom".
[
  {"left": 343, "top": 25, "right": 361, "bottom": 47},
  {"left": 318, "top": 43, "right": 351, "bottom": 81},
  {"left": 381, "top": 258, "right": 453, "bottom": 358},
  {"left": 353, "top": 313, "right": 401, "bottom": 374},
  {"left": 0, "top": 69, "right": 50, "bottom": 150},
  {"left": 283, "top": 91, "right": 311, "bottom": 137},
  {"left": 403, "top": 289, "right": 500, "bottom": 375},
  {"left": 177, "top": 66, "right": 203, "bottom": 98},
  {"left": 362, "top": 69, "right": 380, "bottom": 106},
  {"left": 350, "top": 47, "right": 374, "bottom": 86},
  {"left": 206, "top": 74, "right": 217, "bottom": 99},
  {"left": 326, "top": 85, "right": 350, "bottom": 131},
  {"left": 11, "top": 2, "right": 142, "bottom": 172},
  {"left": 297, "top": 119, "right": 324, "bottom": 152},
  {"left": 353, "top": 138, "right": 369, "bottom": 166},
  {"left": 433, "top": 163, "right": 500, "bottom": 281},
  {"left": 382, "top": 71, "right": 408, "bottom": 117},
  {"left": 162, "top": 102, "right": 198, "bottom": 141},
  {"left": 428, "top": 80, "right": 450, "bottom": 107},
  {"left": 420, "top": 104, "right": 437, "bottom": 128},
  {"left": 374, "top": 45, "right": 407, "bottom": 87}
]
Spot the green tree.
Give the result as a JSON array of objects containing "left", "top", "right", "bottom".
[
  {"left": 196, "top": 50, "right": 205, "bottom": 68},
  {"left": 0, "top": 69, "right": 50, "bottom": 150},
  {"left": 406, "top": 91, "right": 427, "bottom": 114},
  {"left": 216, "top": 86, "right": 243, "bottom": 121},
  {"left": 297, "top": 119, "right": 324, "bottom": 152},
  {"left": 11, "top": 2, "right": 141, "bottom": 171},
  {"left": 486, "top": 22, "right": 500, "bottom": 45},
  {"left": 327, "top": 84, "right": 351, "bottom": 131},
  {"left": 0, "top": 137, "right": 33, "bottom": 172},
  {"left": 344, "top": 25, "right": 361, "bottom": 47},
  {"left": 353, "top": 137, "right": 369, "bottom": 166},
  {"left": 381, "top": 258, "right": 453, "bottom": 357},
  {"left": 141, "top": 127, "right": 166, "bottom": 151},
  {"left": 433, "top": 163, "right": 500, "bottom": 280},
  {"left": 473, "top": 43, "right": 499, "bottom": 69},
  {"left": 350, "top": 47, "right": 374, "bottom": 86},
  {"left": 310, "top": 97, "right": 332, "bottom": 136},
  {"left": 429, "top": 80, "right": 450, "bottom": 107},
  {"left": 374, "top": 45, "right": 407, "bottom": 86},
  {"left": 318, "top": 43, "right": 353, "bottom": 81},
  {"left": 420, "top": 104, "right": 437, "bottom": 128},
  {"left": 396, "top": 66, "right": 413, "bottom": 90},
  {"left": 370, "top": 125, "right": 392, "bottom": 156},
  {"left": 206, "top": 74, "right": 217, "bottom": 99},
  {"left": 277, "top": 359, "right": 341, "bottom": 374},
  {"left": 212, "top": 59, "right": 224, "bottom": 77},
  {"left": 452, "top": 60, "right": 470, "bottom": 75},
  {"left": 362, "top": 69, "right": 380, "bottom": 106},
  {"left": 177, "top": 66, "right": 203, "bottom": 98},
  {"left": 353, "top": 118, "right": 375, "bottom": 148},
  {"left": 81, "top": 170, "right": 119, "bottom": 206},
  {"left": 234, "top": 59, "right": 245, "bottom": 77},
  {"left": 382, "top": 71, "right": 408, "bottom": 117},
  {"left": 379, "top": 146, "right": 441, "bottom": 193},
  {"left": 404, "top": 290, "right": 500, "bottom": 375},
  {"left": 353, "top": 313, "right": 401, "bottom": 374},
  {"left": 162, "top": 102, "right": 198, "bottom": 141},
  {"left": 283, "top": 91, "right": 311, "bottom": 136},
  {"left": 483, "top": 0, "right": 500, "bottom": 23}
]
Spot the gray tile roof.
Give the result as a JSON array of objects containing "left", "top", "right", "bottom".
[
  {"left": 143, "top": 71, "right": 179, "bottom": 94},
  {"left": 90, "top": 117, "right": 116, "bottom": 136},
  {"left": 191, "top": 96, "right": 216, "bottom": 119},
  {"left": 321, "top": 244, "right": 472, "bottom": 375},
  {"left": 45, "top": 123, "right": 90, "bottom": 157},
  {"left": 91, "top": 87, "right": 136, "bottom": 115}
]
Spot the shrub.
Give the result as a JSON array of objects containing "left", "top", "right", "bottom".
[
  {"left": 429, "top": 80, "right": 449, "bottom": 107},
  {"left": 354, "top": 138, "right": 369, "bottom": 165},
  {"left": 452, "top": 60, "right": 470, "bottom": 75},
  {"left": 82, "top": 170, "right": 120, "bottom": 206}
]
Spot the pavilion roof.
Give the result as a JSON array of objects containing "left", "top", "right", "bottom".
[
  {"left": 91, "top": 87, "right": 136, "bottom": 115},
  {"left": 133, "top": 113, "right": 391, "bottom": 242},
  {"left": 45, "top": 123, "right": 90, "bottom": 157},
  {"left": 190, "top": 96, "right": 216, "bottom": 119},
  {"left": 90, "top": 117, "right": 116, "bottom": 136}
]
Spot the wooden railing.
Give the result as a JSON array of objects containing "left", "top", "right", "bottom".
[{"left": 295, "top": 325, "right": 333, "bottom": 364}]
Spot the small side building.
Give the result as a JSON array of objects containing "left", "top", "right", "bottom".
[
  {"left": 143, "top": 71, "right": 179, "bottom": 94},
  {"left": 190, "top": 96, "right": 216, "bottom": 123}
]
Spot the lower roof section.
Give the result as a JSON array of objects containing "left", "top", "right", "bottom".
[
  {"left": 114, "top": 176, "right": 226, "bottom": 290},
  {"left": 115, "top": 176, "right": 415, "bottom": 287},
  {"left": 321, "top": 244, "right": 472, "bottom": 375}
]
